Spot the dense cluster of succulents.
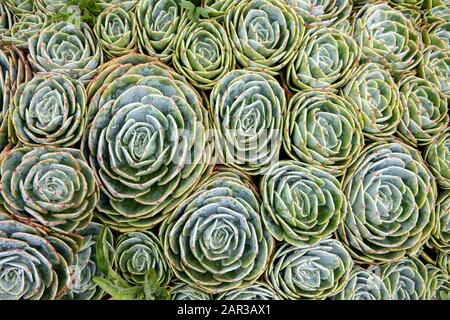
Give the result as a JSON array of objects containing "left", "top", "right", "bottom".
[{"left": 0, "top": 0, "right": 448, "bottom": 301}]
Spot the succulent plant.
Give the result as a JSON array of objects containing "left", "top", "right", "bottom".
[
  {"left": 424, "top": 130, "right": 450, "bottom": 189},
  {"left": 389, "top": 0, "right": 424, "bottom": 10},
  {"left": 94, "top": 6, "right": 138, "bottom": 58},
  {"left": 332, "top": 17, "right": 352, "bottom": 35},
  {"left": 82, "top": 54, "right": 214, "bottom": 232},
  {"left": 261, "top": 160, "right": 346, "bottom": 246},
  {"left": 424, "top": 21, "right": 450, "bottom": 51},
  {"left": 353, "top": 3, "right": 422, "bottom": 78},
  {"left": 392, "top": 4, "right": 423, "bottom": 28},
  {"left": 10, "top": 72, "right": 87, "bottom": 147},
  {"left": 224, "top": 0, "right": 304, "bottom": 75},
  {"left": 0, "top": 0, "right": 449, "bottom": 302},
  {"left": 339, "top": 141, "right": 437, "bottom": 264},
  {"left": 0, "top": 211, "right": 83, "bottom": 300},
  {"left": 173, "top": 19, "right": 235, "bottom": 90},
  {"left": 374, "top": 257, "right": 428, "bottom": 300},
  {"left": 418, "top": 46, "right": 450, "bottom": 98},
  {"left": 286, "top": 27, "right": 360, "bottom": 91},
  {"left": 396, "top": 76, "right": 448, "bottom": 147},
  {"left": 283, "top": 90, "right": 364, "bottom": 176},
  {"left": 61, "top": 222, "right": 114, "bottom": 300},
  {"left": 0, "top": 12, "right": 48, "bottom": 49},
  {"left": 217, "top": 283, "right": 281, "bottom": 300},
  {"left": 204, "top": 0, "right": 239, "bottom": 18},
  {"left": 115, "top": 231, "right": 171, "bottom": 286},
  {"left": 28, "top": 21, "right": 103, "bottom": 85},
  {"left": 136, "top": 0, "right": 186, "bottom": 63},
  {"left": 424, "top": 5, "right": 450, "bottom": 23},
  {"left": 266, "top": 239, "right": 352, "bottom": 299},
  {"left": 35, "top": 0, "right": 75, "bottom": 16},
  {"left": 95, "top": 0, "right": 138, "bottom": 11},
  {"left": 0, "top": 2, "right": 13, "bottom": 34},
  {"left": 429, "top": 192, "right": 450, "bottom": 251},
  {"left": 332, "top": 267, "right": 391, "bottom": 300},
  {"left": 160, "top": 168, "right": 274, "bottom": 294},
  {"left": 0, "top": 45, "right": 32, "bottom": 153},
  {"left": 342, "top": 63, "right": 402, "bottom": 141},
  {"left": 438, "top": 249, "right": 450, "bottom": 274},
  {"left": 169, "top": 282, "right": 212, "bottom": 300},
  {"left": 426, "top": 264, "right": 450, "bottom": 300},
  {"left": 210, "top": 69, "right": 286, "bottom": 175},
  {"left": 0, "top": 146, "right": 99, "bottom": 234},
  {"left": 284, "top": 0, "right": 352, "bottom": 28},
  {"left": 2, "top": 0, "right": 34, "bottom": 18}
]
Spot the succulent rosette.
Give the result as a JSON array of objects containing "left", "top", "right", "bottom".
[
  {"left": 61, "top": 222, "right": 114, "bottom": 300},
  {"left": 210, "top": 69, "right": 286, "bottom": 175},
  {"left": 82, "top": 54, "right": 214, "bottom": 232},
  {"left": 3, "top": 0, "right": 34, "bottom": 18},
  {"left": 283, "top": 90, "right": 364, "bottom": 176},
  {"left": 95, "top": 0, "right": 138, "bottom": 11},
  {"left": 0, "top": 45, "right": 32, "bottom": 152},
  {"left": 205, "top": 0, "right": 240, "bottom": 18},
  {"left": 424, "top": 130, "right": 450, "bottom": 189},
  {"left": 353, "top": 3, "right": 422, "bottom": 78},
  {"left": 332, "top": 18, "right": 352, "bottom": 35},
  {"left": 418, "top": 46, "right": 450, "bottom": 98},
  {"left": 339, "top": 141, "right": 437, "bottom": 264},
  {"left": 217, "top": 283, "right": 281, "bottom": 300},
  {"left": 374, "top": 257, "right": 428, "bottom": 300},
  {"left": 94, "top": 6, "right": 138, "bottom": 58},
  {"left": 261, "top": 160, "right": 346, "bottom": 246},
  {"left": 342, "top": 63, "right": 402, "bottom": 141},
  {"left": 424, "top": 5, "right": 450, "bottom": 24},
  {"left": 429, "top": 192, "right": 450, "bottom": 250},
  {"left": 438, "top": 249, "right": 450, "bottom": 274},
  {"left": 284, "top": 0, "right": 352, "bottom": 28},
  {"left": 169, "top": 282, "right": 212, "bottom": 300},
  {"left": 160, "top": 168, "right": 274, "bottom": 294},
  {"left": 333, "top": 267, "right": 391, "bottom": 300},
  {"left": 173, "top": 19, "right": 235, "bottom": 90},
  {"left": 115, "top": 231, "right": 171, "bottom": 286},
  {"left": 0, "top": 2, "right": 13, "bottom": 34},
  {"left": 0, "top": 211, "right": 83, "bottom": 300},
  {"left": 0, "top": 146, "right": 99, "bottom": 234},
  {"left": 392, "top": 4, "right": 423, "bottom": 28},
  {"left": 35, "top": 0, "right": 74, "bottom": 16},
  {"left": 286, "top": 27, "right": 360, "bottom": 91},
  {"left": 11, "top": 73, "right": 87, "bottom": 147},
  {"left": 0, "top": 12, "right": 48, "bottom": 49},
  {"left": 224, "top": 0, "right": 304, "bottom": 75},
  {"left": 136, "top": 0, "right": 186, "bottom": 63},
  {"left": 266, "top": 239, "right": 352, "bottom": 300},
  {"left": 28, "top": 21, "right": 103, "bottom": 85},
  {"left": 389, "top": 0, "right": 424, "bottom": 10},
  {"left": 425, "top": 22, "right": 450, "bottom": 51},
  {"left": 396, "top": 76, "right": 448, "bottom": 147},
  {"left": 426, "top": 265, "right": 450, "bottom": 300}
]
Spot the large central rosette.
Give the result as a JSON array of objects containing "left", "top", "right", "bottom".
[
  {"left": 82, "top": 54, "right": 215, "bottom": 232},
  {"left": 339, "top": 141, "right": 437, "bottom": 264},
  {"left": 160, "top": 168, "right": 274, "bottom": 294}
]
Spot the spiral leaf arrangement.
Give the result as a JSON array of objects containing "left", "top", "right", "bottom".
[{"left": 0, "top": 0, "right": 448, "bottom": 301}]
